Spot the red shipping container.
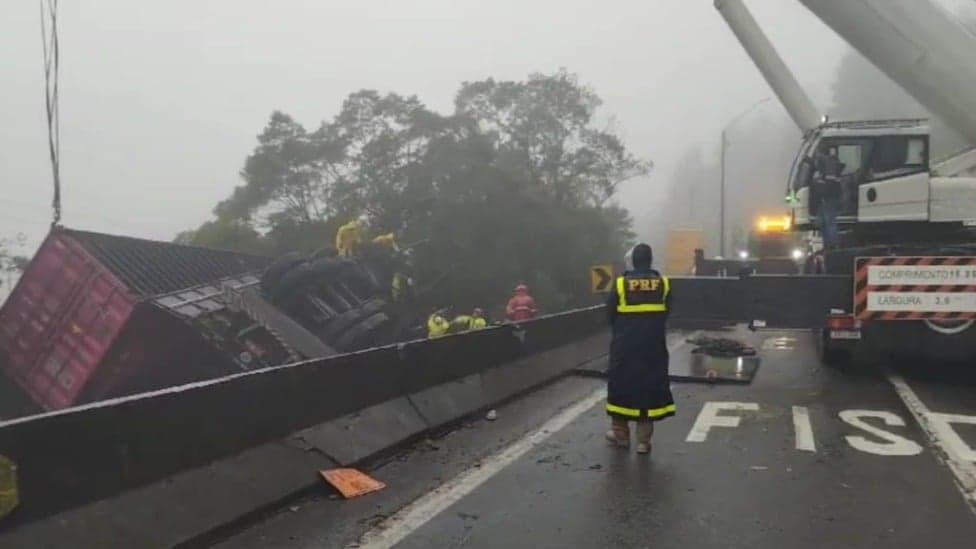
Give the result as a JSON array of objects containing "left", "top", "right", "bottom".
[{"left": 0, "top": 228, "right": 268, "bottom": 412}]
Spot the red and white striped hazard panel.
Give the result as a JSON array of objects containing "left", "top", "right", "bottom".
[{"left": 854, "top": 256, "right": 976, "bottom": 320}]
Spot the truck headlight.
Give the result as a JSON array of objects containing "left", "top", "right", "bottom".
[
  {"left": 791, "top": 248, "right": 804, "bottom": 260},
  {"left": 738, "top": 250, "right": 749, "bottom": 260}
]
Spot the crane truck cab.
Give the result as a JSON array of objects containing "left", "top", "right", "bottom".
[{"left": 786, "top": 119, "right": 948, "bottom": 232}]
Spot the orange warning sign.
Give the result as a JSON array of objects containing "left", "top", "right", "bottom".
[{"left": 320, "top": 468, "right": 386, "bottom": 499}]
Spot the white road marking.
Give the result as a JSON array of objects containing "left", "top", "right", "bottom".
[
  {"left": 685, "top": 402, "right": 759, "bottom": 443},
  {"left": 838, "top": 409, "right": 923, "bottom": 456},
  {"left": 353, "top": 387, "right": 606, "bottom": 549},
  {"left": 927, "top": 413, "right": 976, "bottom": 463},
  {"left": 352, "top": 336, "right": 695, "bottom": 548},
  {"left": 792, "top": 405, "right": 817, "bottom": 452},
  {"left": 887, "top": 373, "right": 976, "bottom": 514}
]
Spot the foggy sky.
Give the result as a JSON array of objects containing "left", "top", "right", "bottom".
[{"left": 0, "top": 0, "right": 885, "bottom": 264}]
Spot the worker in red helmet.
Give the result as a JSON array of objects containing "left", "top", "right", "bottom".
[{"left": 505, "top": 284, "right": 537, "bottom": 322}]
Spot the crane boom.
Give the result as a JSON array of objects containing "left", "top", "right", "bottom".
[
  {"left": 798, "top": 0, "right": 976, "bottom": 146},
  {"left": 714, "top": 0, "right": 821, "bottom": 133}
]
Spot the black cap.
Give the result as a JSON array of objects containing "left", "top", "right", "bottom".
[{"left": 632, "top": 243, "right": 652, "bottom": 269}]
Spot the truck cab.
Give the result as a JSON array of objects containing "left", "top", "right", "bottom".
[{"left": 788, "top": 120, "right": 933, "bottom": 230}]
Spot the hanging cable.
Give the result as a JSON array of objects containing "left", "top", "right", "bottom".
[{"left": 40, "top": 0, "right": 61, "bottom": 226}]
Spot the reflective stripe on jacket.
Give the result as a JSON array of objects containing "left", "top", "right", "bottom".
[{"left": 615, "top": 274, "right": 670, "bottom": 314}]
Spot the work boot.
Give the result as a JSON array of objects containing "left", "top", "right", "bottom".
[
  {"left": 635, "top": 422, "right": 654, "bottom": 455},
  {"left": 605, "top": 418, "right": 630, "bottom": 448}
]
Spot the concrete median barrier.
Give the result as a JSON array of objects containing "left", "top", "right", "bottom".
[
  {"left": 668, "top": 275, "right": 850, "bottom": 328},
  {"left": 291, "top": 396, "right": 430, "bottom": 466},
  {"left": 0, "top": 306, "right": 607, "bottom": 544}
]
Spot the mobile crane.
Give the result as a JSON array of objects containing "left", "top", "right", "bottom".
[{"left": 714, "top": 0, "right": 976, "bottom": 364}]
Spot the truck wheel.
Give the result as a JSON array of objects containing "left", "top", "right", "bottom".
[
  {"left": 923, "top": 319, "right": 975, "bottom": 336},
  {"left": 336, "top": 261, "right": 380, "bottom": 295},
  {"left": 308, "top": 256, "right": 346, "bottom": 278},
  {"left": 335, "top": 312, "right": 390, "bottom": 351},
  {"left": 816, "top": 328, "right": 849, "bottom": 367},
  {"left": 260, "top": 252, "right": 305, "bottom": 294},
  {"left": 269, "top": 262, "right": 315, "bottom": 303},
  {"left": 320, "top": 298, "right": 386, "bottom": 341}
]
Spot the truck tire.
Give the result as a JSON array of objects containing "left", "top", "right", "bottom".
[
  {"left": 260, "top": 252, "right": 305, "bottom": 294},
  {"left": 308, "top": 256, "right": 347, "bottom": 278},
  {"left": 320, "top": 298, "right": 386, "bottom": 341},
  {"left": 269, "top": 262, "right": 315, "bottom": 303},
  {"left": 816, "top": 328, "right": 849, "bottom": 367},
  {"left": 875, "top": 320, "right": 976, "bottom": 364},
  {"left": 923, "top": 319, "right": 975, "bottom": 336},
  {"left": 337, "top": 261, "right": 381, "bottom": 295},
  {"left": 335, "top": 312, "right": 390, "bottom": 351}
]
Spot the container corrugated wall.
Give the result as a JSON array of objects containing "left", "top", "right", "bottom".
[
  {"left": 0, "top": 228, "right": 271, "bottom": 412},
  {"left": 0, "top": 233, "right": 136, "bottom": 410}
]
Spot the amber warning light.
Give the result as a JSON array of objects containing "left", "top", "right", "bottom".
[{"left": 755, "top": 215, "right": 791, "bottom": 232}]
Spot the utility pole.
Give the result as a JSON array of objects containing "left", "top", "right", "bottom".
[
  {"left": 720, "top": 129, "right": 727, "bottom": 257},
  {"left": 719, "top": 97, "right": 771, "bottom": 258}
]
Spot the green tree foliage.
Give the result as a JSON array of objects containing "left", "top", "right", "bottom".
[
  {"left": 179, "top": 70, "right": 649, "bottom": 311},
  {"left": 216, "top": 111, "right": 348, "bottom": 224},
  {"left": 174, "top": 219, "right": 267, "bottom": 255},
  {"left": 455, "top": 70, "right": 652, "bottom": 206}
]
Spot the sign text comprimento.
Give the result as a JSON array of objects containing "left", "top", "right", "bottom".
[
  {"left": 867, "top": 265, "right": 976, "bottom": 286},
  {"left": 855, "top": 257, "right": 976, "bottom": 320}
]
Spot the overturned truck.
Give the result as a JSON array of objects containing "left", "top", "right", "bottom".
[
  {"left": 0, "top": 228, "right": 422, "bottom": 416},
  {"left": 257, "top": 241, "right": 419, "bottom": 354}
]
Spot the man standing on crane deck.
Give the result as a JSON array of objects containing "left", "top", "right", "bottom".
[
  {"left": 605, "top": 243, "right": 674, "bottom": 454},
  {"left": 813, "top": 143, "right": 843, "bottom": 249}
]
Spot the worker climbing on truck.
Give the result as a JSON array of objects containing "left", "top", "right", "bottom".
[
  {"left": 605, "top": 243, "right": 674, "bottom": 455},
  {"left": 370, "top": 232, "right": 399, "bottom": 252},
  {"left": 335, "top": 219, "right": 363, "bottom": 258}
]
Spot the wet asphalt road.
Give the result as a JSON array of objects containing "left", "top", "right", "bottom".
[{"left": 214, "top": 328, "right": 976, "bottom": 549}]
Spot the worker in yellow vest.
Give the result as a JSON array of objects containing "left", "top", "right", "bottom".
[
  {"left": 448, "top": 308, "right": 488, "bottom": 333},
  {"left": 427, "top": 310, "right": 451, "bottom": 339},
  {"left": 470, "top": 308, "right": 488, "bottom": 329},
  {"left": 371, "top": 232, "right": 399, "bottom": 251}
]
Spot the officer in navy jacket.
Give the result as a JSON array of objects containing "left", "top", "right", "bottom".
[{"left": 604, "top": 243, "right": 674, "bottom": 454}]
